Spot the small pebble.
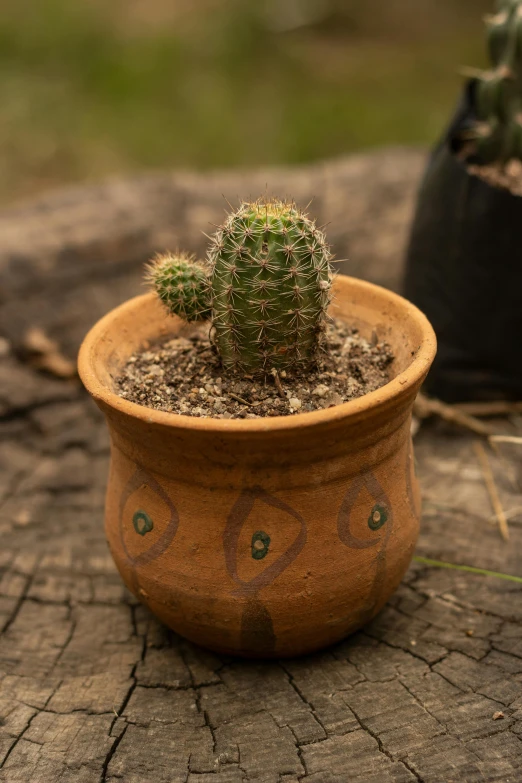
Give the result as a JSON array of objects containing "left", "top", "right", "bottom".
[
  {"left": 324, "top": 392, "right": 343, "bottom": 408},
  {"left": 313, "top": 384, "right": 329, "bottom": 398}
]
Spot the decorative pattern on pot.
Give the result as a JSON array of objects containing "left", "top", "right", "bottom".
[
  {"left": 223, "top": 486, "right": 307, "bottom": 655},
  {"left": 118, "top": 465, "right": 180, "bottom": 595},
  {"left": 337, "top": 469, "right": 393, "bottom": 625}
]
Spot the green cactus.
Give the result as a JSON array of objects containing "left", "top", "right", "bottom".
[
  {"left": 208, "top": 199, "right": 332, "bottom": 373},
  {"left": 147, "top": 251, "right": 211, "bottom": 322},
  {"left": 465, "top": 0, "right": 522, "bottom": 163},
  {"left": 148, "top": 199, "right": 333, "bottom": 375}
]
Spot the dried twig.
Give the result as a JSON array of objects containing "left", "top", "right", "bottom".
[
  {"left": 474, "top": 441, "right": 509, "bottom": 542},
  {"left": 21, "top": 327, "right": 77, "bottom": 379},
  {"left": 454, "top": 401, "right": 522, "bottom": 417},
  {"left": 487, "top": 436, "right": 522, "bottom": 491},
  {"left": 414, "top": 393, "right": 492, "bottom": 437},
  {"left": 271, "top": 369, "right": 286, "bottom": 399},
  {"left": 229, "top": 392, "right": 250, "bottom": 406}
]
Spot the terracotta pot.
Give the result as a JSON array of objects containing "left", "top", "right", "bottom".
[{"left": 78, "top": 275, "right": 436, "bottom": 658}]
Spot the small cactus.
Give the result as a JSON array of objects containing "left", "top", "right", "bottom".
[
  {"left": 147, "top": 199, "right": 333, "bottom": 374},
  {"left": 147, "top": 251, "right": 211, "bottom": 323},
  {"left": 462, "top": 0, "right": 522, "bottom": 163}
]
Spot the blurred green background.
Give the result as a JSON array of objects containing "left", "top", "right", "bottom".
[{"left": 0, "top": 0, "right": 491, "bottom": 204}]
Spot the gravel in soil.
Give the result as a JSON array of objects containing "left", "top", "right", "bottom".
[{"left": 116, "top": 319, "right": 394, "bottom": 419}]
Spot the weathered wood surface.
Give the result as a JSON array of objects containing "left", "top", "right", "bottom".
[
  {"left": 0, "top": 148, "right": 424, "bottom": 353},
  {"left": 1, "top": 148, "right": 522, "bottom": 783}
]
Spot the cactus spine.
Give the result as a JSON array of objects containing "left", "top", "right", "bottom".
[
  {"left": 466, "top": 0, "right": 522, "bottom": 163},
  {"left": 148, "top": 199, "right": 333, "bottom": 375}
]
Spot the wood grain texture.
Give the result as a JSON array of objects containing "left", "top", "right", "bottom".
[{"left": 1, "top": 148, "right": 522, "bottom": 781}]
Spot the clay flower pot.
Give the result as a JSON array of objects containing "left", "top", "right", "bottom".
[{"left": 78, "top": 275, "right": 436, "bottom": 658}]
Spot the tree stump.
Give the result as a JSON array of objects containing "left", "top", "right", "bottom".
[{"left": 1, "top": 148, "right": 521, "bottom": 783}]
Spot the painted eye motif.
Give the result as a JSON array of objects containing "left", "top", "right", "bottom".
[
  {"left": 337, "top": 472, "right": 394, "bottom": 624},
  {"left": 223, "top": 486, "right": 306, "bottom": 593},
  {"left": 368, "top": 503, "right": 388, "bottom": 531},
  {"left": 119, "top": 466, "right": 179, "bottom": 569},
  {"left": 223, "top": 486, "right": 306, "bottom": 656},
  {"left": 251, "top": 530, "right": 270, "bottom": 560},
  {"left": 133, "top": 510, "right": 154, "bottom": 536},
  {"left": 338, "top": 472, "right": 392, "bottom": 550}
]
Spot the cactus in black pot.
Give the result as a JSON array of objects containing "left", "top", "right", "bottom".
[
  {"left": 456, "top": 1, "right": 522, "bottom": 163},
  {"left": 404, "top": 0, "right": 522, "bottom": 402}
]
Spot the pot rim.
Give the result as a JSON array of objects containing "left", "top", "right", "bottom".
[{"left": 78, "top": 276, "right": 437, "bottom": 434}]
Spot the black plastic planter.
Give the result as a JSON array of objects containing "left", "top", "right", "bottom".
[{"left": 404, "top": 82, "right": 522, "bottom": 402}]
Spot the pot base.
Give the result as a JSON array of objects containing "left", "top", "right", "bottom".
[{"left": 106, "top": 434, "right": 420, "bottom": 658}]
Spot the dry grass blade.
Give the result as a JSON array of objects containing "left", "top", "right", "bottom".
[
  {"left": 414, "top": 393, "right": 492, "bottom": 436},
  {"left": 489, "top": 435, "right": 522, "bottom": 446},
  {"left": 413, "top": 556, "right": 522, "bottom": 584},
  {"left": 474, "top": 441, "right": 510, "bottom": 542},
  {"left": 489, "top": 506, "right": 522, "bottom": 525}
]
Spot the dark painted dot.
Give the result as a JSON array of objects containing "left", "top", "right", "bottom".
[
  {"left": 368, "top": 503, "right": 388, "bottom": 531},
  {"left": 251, "top": 530, "right": 270, "bottom": 560},
  {"left": 133, "top": 510, "right": 154, "bottom": 536}
]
